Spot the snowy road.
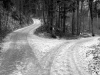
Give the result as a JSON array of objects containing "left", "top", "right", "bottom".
[
  {"left": 50, "top": 37, "right": 100, "bottom": 75},
  {"left": 0, "top": 19, "right": 67, "bottom": 75},
  {"left": 0, "top": 19, "right": 100, "bottom": 75}
]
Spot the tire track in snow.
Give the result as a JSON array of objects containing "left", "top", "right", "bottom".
[
  {"left": 67, "top": 38, "right": 98, "bottom": 75},
  {"left": 40, "top": 42, "right": 69, "bottom": 75},
  {"left": 49, "top": 38, "right": 96, "bottom": 75}
]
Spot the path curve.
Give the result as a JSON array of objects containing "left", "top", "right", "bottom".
[
  {"left": 0, "top": 18, "right": 100, "bottom": 75},
  {"left": 0, "top": 19, "right": 69, "bottom": 75}
]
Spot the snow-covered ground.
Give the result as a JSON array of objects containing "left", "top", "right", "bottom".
[
  {"left": 27, "top": 19, "right": 100, "bottom": 75},
  {"left": 1, "top": 18, "right": 100, "bottom": 75},
  {"left": 27, "top": 19, "right": 67, "bottom": 61},
  {"left": 50, "top": 37, "right": 100, "bottom": 75}
]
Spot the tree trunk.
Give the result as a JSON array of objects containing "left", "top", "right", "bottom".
[
  {"left": 0, "top": 12, "right": 1, "bottom": 37},
  {"left": 89, "top": 0, "right": 94, "bottom": 36},
  {"left": 20, "top": 0, "right": 21, "bottom": 25},
  {"left": 97, "top": 11, "right": 98, "bottom": 28},
  {"left": 76, "top": 0, "right": 80, "bottom": 35},
  {"left": 63, "top": 3, "right": 66, "bottom": 33},
  {"left": 47, "top": 0, "right": 55, "bottom": 36},
  {"left": 72, "top": 8, "right": 75, "bottom": 35},
  {"left": 47, "top": 0, "right": 51, "bottom": 33},
  {"left": 6, "top": 11, "right": 9, "bottom": 28},
  {"left": 88, "top": 9, "right": 91, "bottom": 32},
  {"left": 43, "top": 0, "right": 46, "bottom": 25},
  {"left": 50, "top": 0, "right": 54, "bottom": 34},
  {"left": 83, "top": 14, "right": 85, "bottom": 32},
  {"left": 59, "top": 5, "right": 61, "bottom": 29},
  {"left": 80, "top": 1, "right": 83, "bottom": 33}
]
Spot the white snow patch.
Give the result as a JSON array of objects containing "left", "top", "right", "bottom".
[
  {"left": 28, "top": 38, "right": 66, "bottom": 56},
  {"left": 1, "top": 41, "right": 12, "bottom": 52},
  {"left": 82, "top": 37, "right": 100, "bottom": 47},
  {"left": 71, "top": 37, "right": 100, "bottom": 75}
]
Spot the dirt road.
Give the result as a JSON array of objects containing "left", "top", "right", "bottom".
[{"left": 0, "top": 19, "right": 100, "bottom": 75}]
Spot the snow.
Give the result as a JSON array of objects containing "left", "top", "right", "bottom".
[
  {"left": 49, "top": 37, "right": 100, "bottom": 75},
  {"left": 27, "top": 19, "right": 67, "bottom": 61},
  {"left": 1, "top": 41, "right": 12, "bottom": 52},
  {"left": 28, "top": 32, "right": 66, "bottom": 61},
  {"left": 27, "top": 19, "right": 100, "bottom": 75},
  {"left": 50, "top": 43, "right": 76, "bottom": 75},
  {"left": 1, "top": 18, "right": 100, "bottom": 75},
  {"left": 71, "top": 37, "right": 100, "bottom": 75},
  {"left": 81, "top": 37, "right": 100, "bottom": 46}
]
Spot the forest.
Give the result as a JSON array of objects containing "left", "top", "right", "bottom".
[{"left": 0, "top": 0, "right": 100, "bottom": 41}]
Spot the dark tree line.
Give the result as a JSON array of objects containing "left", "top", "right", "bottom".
[
  {"left": 40, "top": 0, "right": 100, "bottom": 38},
  {"left": 0, "top": 0, "right": 100, "bottom": 39}
]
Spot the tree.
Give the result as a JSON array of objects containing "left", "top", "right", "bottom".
[
  {"left": 76, "top": 0, "right": 80, "bottom": 35},
  {"left": 3, "top": 0, "right": 14, "bottom": 11},
  {"left": 94, "top": 0, "right": 99, "bottom": 28},
  {"left": 79, "top": 0, "right": 84, "bottom": 33},
  {"left": 89, "top": 0, "right": 95, "bottom": 36},
  {"left": 72, "top": 1, "right": 76, "bottom": 35}
]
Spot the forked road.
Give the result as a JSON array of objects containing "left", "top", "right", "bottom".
[
  {"left": 0, "top": 19, "right": 67, "bottom": 75},
  {"left": 0, "top": 19, "right": 100, "bottom": 75}
]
